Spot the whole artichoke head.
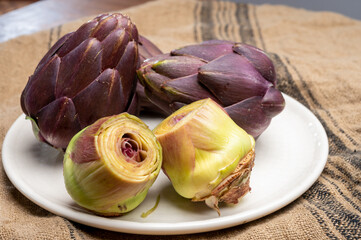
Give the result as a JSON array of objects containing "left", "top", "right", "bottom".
[
  {"left": 21, "top": 13, "right": 139, "bottom": 149},
  {"left": 137, "top": 40, "right": 285, "bottom": 138}
]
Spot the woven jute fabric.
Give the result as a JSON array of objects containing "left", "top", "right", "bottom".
[{"left": 1, "top": 0, "right": 360, "bottom": 239}]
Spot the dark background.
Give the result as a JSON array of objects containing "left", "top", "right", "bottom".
[{"left": 228, "top": 0, "right": 361, "bottom": 20}]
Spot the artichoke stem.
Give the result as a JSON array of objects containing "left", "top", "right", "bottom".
[{"left": 205, "top": 196, "right": 220, "bottom": 216}]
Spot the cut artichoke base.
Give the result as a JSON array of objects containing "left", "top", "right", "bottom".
[
  {"left": 88, "top": 189, "right": 149, "bottom": 217},
  {"left": 156, "top": 99, "right": 205, "bottom": 133},
  {"left": 153, "top": 99, "right": 255, "bottom": 215},
  {"left": 64, "top": 114, "right": 162, "bottom": 217},
  {"left": 192, "top": 148, "right": 255, "bottom": 216}
]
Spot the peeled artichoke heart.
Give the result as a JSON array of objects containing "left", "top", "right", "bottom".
[
  {"left": 63, "top": 113, "right": 162, "bottom": 216},
  {"left": 153, "top": 98, "right": 255, "bottom": 214}
]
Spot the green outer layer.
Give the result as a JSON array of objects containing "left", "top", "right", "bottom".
[
  {"left": 63, "top": 114, "right": 162, "bottom": 216},
  {"left": 26, "top": 116, "right": 41, "bottom": 142},
  {"left": 154, "top": 99, "right": 255, "bottom": 200},
  {"left": 64, "top": 151, "right": 149, "bottom": 215}
]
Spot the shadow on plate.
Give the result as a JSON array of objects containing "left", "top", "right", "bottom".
[{"left": 24, "top": 141, "right": 64, "bottom": 167}]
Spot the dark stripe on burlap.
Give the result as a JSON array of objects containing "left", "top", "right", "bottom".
[
  {"left": 193, "top": 1, "right": 200, "bottom": 42},
  {"left": 62, "top": 219, "right": 86, "bottom": 240},
  {"left": 325, "top": 156, "right": 361, "bottom": 197},
  {"left": 321, "top": 174, "right": 361, "bottom": 213},
  {"left": 198, "top": 1, "right": 216, "bottom": 41},
  {"left": 304, "top": 204, "right": 339, "bottom": 240},
  {"left": 214, "top": 2, "right": 226, "bottom": 40},
  {"left": 221, "top": 4, "right": 232, "bottom": 40},
  {"left": 326, "top": 155, "right": 361, "bottom": 199},
  {"left": 215, "top": 3, "right": 224, "bottom": 39},
  {"left": 47, "top": 25, "right": 64, "bottom": 50},
  {"left": 303, "top": 181, "right": 361, "bottom": 239},
  {"left": 251, "top": 5, "right": 266, "bottom": 50},
  {"left": 63, "top": 219, "right": 79, "bottom": 240},
  {"left": 47, "top": 28, "right": 54, "bottom": 50},
  {"left": 195, "top": 1, "right": 256, "bottom": 44},
  {"left": 56, "top": 25, "right": 62, "bottom": 42},
  {"left": 235, "top": 3, "right": 255, "bottom": 45}
]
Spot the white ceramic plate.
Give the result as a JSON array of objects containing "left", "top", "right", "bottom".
[{"left": 2, "top": 94, "right": 328, "bottom": 235}]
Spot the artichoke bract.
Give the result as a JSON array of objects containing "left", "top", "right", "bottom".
[
  {"left": 63, "top": 113, "right": 162, "bottom": 216},
  {"left": 137, "top": 35, "right": 164, "bottom": 114},
  {"left": 138, "top": 35, "right": 163, "bottom": 63},
  {"left": 21, "top": 13, "right": 140, "bottom": 149},
  {"left": 153, "top": 98, "right": 255, "bottom": 215},
  {"left": 138, "top": 40, "right": 285, "bottom": 138}
]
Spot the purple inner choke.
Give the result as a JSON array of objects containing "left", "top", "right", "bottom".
[
  {"left": 120, "top": 137, "right": 142, "bottom": 163},
  {"left": 170, "top": 113, "right": 186, "bottom": 126}
]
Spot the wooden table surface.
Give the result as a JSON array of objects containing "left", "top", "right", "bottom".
[{"left": 0, "top": 0, "right": 153, "bottom": 43}]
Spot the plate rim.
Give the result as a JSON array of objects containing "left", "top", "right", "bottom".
[{"left": 1, "top": 94, "right": 329, "bottom": 235}]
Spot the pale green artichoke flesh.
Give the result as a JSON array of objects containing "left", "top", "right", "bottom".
[
  {"left": 153, "top": 99, "right": 255, "bottom": 214},
  {"left": 63, "top": 113, "right": 162, "bottom": 216}
]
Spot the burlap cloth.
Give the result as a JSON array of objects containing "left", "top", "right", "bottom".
[{"left": 0, "top": 0, "right": 360, "bottom": 239}]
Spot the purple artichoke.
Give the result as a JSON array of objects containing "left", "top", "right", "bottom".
[
  {"left": 21, "top": 13, "right": 140, "bottom": 149},
  {"left": 138, "top": 35, "right": 163, "bottom": 63},
  {"left": 137, "top": 35, "right": 164, "bottom": 114},
  {"left": 137, "top": 40, "right": 285, "bottom": 137}
]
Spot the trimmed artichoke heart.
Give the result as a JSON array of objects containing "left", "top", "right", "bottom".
[
  {"left": 63, "top": 113, "right": 162, "bottom": 216},
  {"left": 153, "top": 98, "right": 255, "bottom": 214}
]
